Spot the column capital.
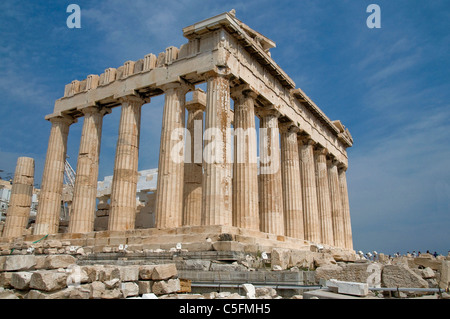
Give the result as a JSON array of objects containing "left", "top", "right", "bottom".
[
  {"left": 297, "top": 134, "right": 315, "bottom": 146},
  {"left": 118, "top": 94, "right": 149, "bottom": 105},
  {"left": 159, "top": 80, "right": 194, "bottom": 95},
  {"left": 186, "top": 89, "right": 206, "bottom": 113},
  {"left": 326, "top": 155, "right": 340, "bottom": 166},
  {"left": 279, "top": 121, "right": 300, "bottom": 134},
  {"left": 186, "top": 101, "right": 206, "bottom": 113},
  {"left": 48, "top": 114, "right": 77, "bottom": 126},
  {"left": 202, "top": 68, "right": 232, "bottom": 80},
  {"left": 257, "top": 106, "right": 282, "bottom": 119},
  {"left": 337, "top": 162, "right": 348, "bottom": 171},
  {"left": 80, "top": 105, "right": 112, "bottom": 116},
  {"left": 230, "top": 84, "right": 258, "bottom": 101},
  {"left": 314, "top": 145, "right": 329, "bottom": 156}
]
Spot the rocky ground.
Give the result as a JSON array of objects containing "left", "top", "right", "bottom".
[{"left": 0, "top": 240, "right": 449, "bottom": 299}]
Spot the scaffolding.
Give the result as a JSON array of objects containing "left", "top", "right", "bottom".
[
  {"left": 61, "top": 158, "right": 76, "bottom": 221},
  {"left": 64, "top": 159, "right": 76, "bottom": 188}
]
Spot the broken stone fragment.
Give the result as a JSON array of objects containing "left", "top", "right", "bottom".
[
  {"left": 90, "top": 281, "right": 106, "bottom": 299},
  {"left": 44, "top": 255, "right": 76, "bottom": 269},
  {"left": 104, "top": 278, "right": 120, "bottom": 289},
  {"left": 152, "top": 278, "right": 180, "bottom": 295},
  {"left": 3, "top": 255, "right": 36, "bottom": 271},
  {"left": 29, "top": 270, "right": 69, "bottom": 292},
  {"left": 10, "top": 272, "right": 33, "bottom": 290},
  {"left": 121, "top": 282, "right": 139, "bottom": 298},
  {"left": 137, "top": 280, "right": 152, "bottom": 294},
  {"left": 119, "top": 265, "right": 139, "bottom": 282},
  {"left": 152, "top": 264, "right": 177, "bottom": 280},
  {"left": 139, "top": 265, "right": 156, "bottom": 280},
  {"left": 381, "top": 264, "right": 428, "bottom": 289}
]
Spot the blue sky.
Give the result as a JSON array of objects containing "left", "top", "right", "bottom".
[{"left": 0, "top": 0, "right": 449, "bottom": 255}]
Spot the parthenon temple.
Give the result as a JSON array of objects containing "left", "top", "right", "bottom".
[{"left": 1, "top": 11, "right": 354, "bottom": 256}]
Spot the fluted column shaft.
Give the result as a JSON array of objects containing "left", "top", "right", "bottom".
[
  {"left": 34, "top": 116, "right": 74, "bottom": 235},
  {"left": 108, "top": 96, "right": 145, "bottom": 231},
  {"left": 155, "top": 83, "right": 189, "bottom": 229},
  {"left": 259, "top": 110, "right": 284, "bottom": 235},
  {"left": 183, "top": 98, "right": 204, "bottom": 226},
  {"left": 202, "top": 74, "right": 232, "bottom": 226},
  {"left": 328, "top": 158, "right": 345, "bottom": 248},
  {"left": 339, "top": 167, "right": 353, "bottom": 249},
  {"left": 3, "top": 157, "right": 35, "bottom": 238},
  {"left": 280, "top": 125, "right": 304, "bottom": 239},
  {"left": 69, "top": 106, "right": 108, "bottom": 233},
  {"left": 232, "top": 90, "right": 259, "bottom": 230},
  {"left": 299, "top": 136, "right": 320, "bottom": 243},
  {"left": 314, "top": 148, "right": 334, "bottom": 246}
]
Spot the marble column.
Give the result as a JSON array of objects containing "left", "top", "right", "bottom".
[
  {"left": 280, "top": 123, "right": 304, "bottom": 239},
  {"left": 328, "top": 157, "right": 345, "bottom": 248},
  {"left": 259, "top": 109, "right": 284, "bottom": 235},
  {"left": 108, "top": 95, "right": 146, "bottom": 231},
  {"left": 314, "top": 147, "right": 334, "bottom": 246},
  {"left": 155, "top": 83, "right": 190, "bottom": 229},
  {"left": 182, "top": 90, "right": 205, "bottom": 226},
  {"left": 338, "top": 166, "right": 353, "bottom": 250},
  {"left": 202, "top": 73, "right": 233, "bottom": 226},
  {"left": 34, "top": 115, "right": 75, "bottom": 235},
  {"left": 2, "top": 157, "right": 35, "bottom": 238},
  {"left": 231, "top": 88, "right": 259, "bottom": 230},
  {"left": 68, "top": 106, "right": 109, "bottom": 233},
  {"left": 298, "top": 136, "right": 320, "bottom": 243}
]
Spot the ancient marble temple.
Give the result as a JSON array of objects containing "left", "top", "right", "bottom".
[{"left": 3, "top": 12, "right": 354, "bottom": 252}]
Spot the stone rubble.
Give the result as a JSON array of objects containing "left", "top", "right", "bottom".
[
  {"left": 0, "top": 242, "right": 449, "bottom": 299},
  {"left": 0, "top": 254, "right": 193, "bottom": 299}
]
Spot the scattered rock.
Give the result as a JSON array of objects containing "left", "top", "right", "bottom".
[
  {"left": 152, "top": 264, "right": 177, "bottom": 280},
  {"left": 119, "top": 265, "right": 139, "bottom": 282},
  {"left": 137, "top": 281, "right": 152, "bottom": 294},
  {"left": 315, "top": 264, "right": 344, "bottom": 281},
  {"left": 382, "top": 264, "right": 428, "bottom": 289},
  {"left": 152, "top": 278, "right": 180, "bottom": 295},
  {"left": 422, "top": 267, "right": 435, "bottom": 279},
  {"left": 104, "top": 278, "right": 120, "bottom": 289},
  {"left": 29, "top": 270, "right": 68, "bottom": 292},
  {"left": 44, "top": 255, "right": 76, "bottom": 269},
  {"left": 3, "top": 255, "right": 36, "bottom": 271},
  {"left": 121, "top": 282, "right": 139, "bottom": 298},
  {"left": 90, "top": 281, "right": 106, "bottom": 299},
  {"left": 139, "top": 265, "right": 156, "bottom": 280},
  {"left": 0, "top": 272, "right": 13, "bottom": 288},
  {"left": 255, "top": 287, "right": 277, "bottom": 298},
  {"left": 10, "top": 272, "right": 33, "bottom": 290}
]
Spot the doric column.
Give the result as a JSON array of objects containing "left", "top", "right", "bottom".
[
  {"left": 328, "top": 157, "right": 345, "bottom": 248},
  {"left": 108, "top": 95, "right": 146, "bottom": 231},
  {"left": 155, "top": 82, "right": 191, "bottom": 229},
  {"left": 34, "top": 115, "right": 75, "bottom": 235},
  {"left": 201, "top": 72, "right": 233, "bottom": 226},
  {"left": 182, "top": 90, "right": 205, "bottom": 226},
  {"left": 298, "top": 135, "right": 320, "bottom": 243},
  {"left": 280, "top": 123, "right": 304, "bottom": 239},
  {"left": 258, "top": 108, "right": 284, "bottom": 235},
  {"left": 3, "top": 157, "right": 35, "bottom": 238},
  {"left": 231, "top": 86, "right": 259, "bottom": 230},
  {"left": 338, "top": 165, "right": 353, "bottom": 250},
  {"left": 314, "top": 146, "right": 334, "bottom": 246},
  {"left": 68, "top": 106, "right": 110, "bottom": 233}
]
